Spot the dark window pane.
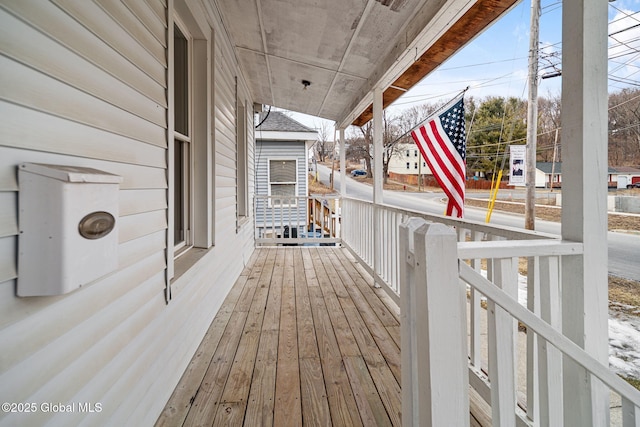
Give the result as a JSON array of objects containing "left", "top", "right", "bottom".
[
  {"left": 174, "top": 25, "right": 188, "bottom": 136},
  {"left": 174, "top": 141, "right": 184, "bottom": 244}
]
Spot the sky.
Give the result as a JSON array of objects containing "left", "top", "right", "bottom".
[{"left": 287, "top": 0, "right": 640, "bottom": 139}]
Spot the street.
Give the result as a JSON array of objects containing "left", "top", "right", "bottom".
[{"left": 315, "top": 164, "right": 640, "bottom": 280}]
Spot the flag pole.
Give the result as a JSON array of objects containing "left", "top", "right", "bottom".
[{"left": 388, "top": 86, "right": 470, "bottom": 147}]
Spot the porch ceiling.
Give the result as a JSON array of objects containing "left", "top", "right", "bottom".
[{"left": 215, "top": 0, "right": 519, "bottom": 126}]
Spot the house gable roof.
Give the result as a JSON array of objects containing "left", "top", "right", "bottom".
[
  {"left": 256, "top": 111, "right": 314, "bottom": 132},
  {"left": 256, "top": 111, "right": 318, "bottom": 142},
  {"left": 612, "top": 166, "right": 640, "bottom": 174}
]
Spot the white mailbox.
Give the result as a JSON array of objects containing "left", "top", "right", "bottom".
[{"left": 18, "top": 163, "right": 122, "bottom": 296}]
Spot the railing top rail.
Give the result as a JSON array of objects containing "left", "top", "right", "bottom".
[
  {"left": 255, "top": 194, "right": 341, "bottom": 199},
  {"left": 342, "top": 196, "right": 558, "bottom": 241},
  {"left": 458, "top": 239, "right": 583, "bottom": 259}
]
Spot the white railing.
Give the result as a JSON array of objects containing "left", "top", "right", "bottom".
[
  {"left": 254, "top": 195, "right": 341, "bottom": 246},
  {"left": 340, "top": 197, "right": 552, "bottom": 304},
  {"left": 398, "top": 216, "right": 640, "bottom": 427}
]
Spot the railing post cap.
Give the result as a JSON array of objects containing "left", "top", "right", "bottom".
[
  {"left": 422, "top": 222, "right": 456, "bottom": 237},
  {"left": 400, "top": 217, "right": 429, "bottom": 233}
]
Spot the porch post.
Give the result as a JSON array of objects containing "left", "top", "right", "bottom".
[
  {"left": 373, "top": 88, "right": 383, "bottom": 204},
  {"left": 560, "top": 0, "right": 609, "bottom": 424},
  {"left": 340, "top": 127, "right": 346, "bottom": 196},
  {"left": 399, "top": 218, "right": 469, "bottom": 427},
  {"left": 373, "top": 88, "right": 383, "bottom": 281}
]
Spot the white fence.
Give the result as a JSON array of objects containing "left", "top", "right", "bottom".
[
  {"left": 254, "top": 195, "right": 341, "bottom": 246},
  {"left": 339, "top": 197, "right": 640, "bottom": 426},
  {"left": 398, "top": 216, "right": 640, "bottom": 427},
  {"left": 340, "top": 197, "right": 552, "bottom": 304}
]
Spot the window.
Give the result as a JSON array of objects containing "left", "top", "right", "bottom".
[
  {"left": 406, "top": 150, "right": 410, "bottom": 157},
  {"left": 269, "top": 159, "right": 297, "bottom": 206},
  {"left": 406, "top": 162, "right": 410, "bottom": 169},
  {"left": 414, "top": 162, "right": 418, "bottom": 169},
  {"left": 173, "top": 23, "right": 192, "bottom": 256},
  {"left": 414, "top": 150, "right": 418, "bottom": 157},
  {"left": 236, "top": 98, "right": 248, "bottom": 222}
]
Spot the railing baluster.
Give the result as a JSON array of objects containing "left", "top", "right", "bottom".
[
  {"left": 538, "top": 255, "right": 563, "bottom": 425},
  {"left": 622, "top": 396, "right": 639, "bottom": 427},
  {"left": 470, "top": 231, "right": 483, "bottom": 370},
  {"left": 488, "top": 255, "right": 517, "bottom": 427}
]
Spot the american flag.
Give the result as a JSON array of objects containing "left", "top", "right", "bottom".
[{"left": 411, "top": 95, "right": 466, "bottom": 217}]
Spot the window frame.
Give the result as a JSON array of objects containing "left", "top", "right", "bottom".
[
  {"left": 167, "top": 4, "right": 214, "bottom": 293},
  {"left": 172, "top": 19, "right": 194, "bottom": 258},
  {"left": 267, "top": 157, "right": 298, "bottom": 208}
]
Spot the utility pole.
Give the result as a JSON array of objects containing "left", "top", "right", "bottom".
[{"left": 525, "top": 0, "right": 541, "bottom": 230}]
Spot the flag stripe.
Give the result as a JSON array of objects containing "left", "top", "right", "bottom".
[
  {"left": 416, "top": 126, "right": 464, "bottom": 215},
  {"left": 424, "top": 121, "right": 465, "bottom": 203},
  {"left": 410, "top": 95, "right": 466, "bottom": 218}
]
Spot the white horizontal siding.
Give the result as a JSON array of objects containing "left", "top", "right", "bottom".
[
  {"left": 0, "top": 0, "right": 166, "bottom": 106},
  {"left": 0, "top": 252, "right": 166, "bottom": 382},
  {"left": 0, "top": 237, "right": 16, "bottom": 285},
  {"left": 0, "top": 2, "right": 170, "bottom": 425},
  {"left": 0, "top": 147, "right": 167, "bottom": 192},
  {"left": 97, "top": 0, "right": 166, "bottom": 55},
  {"left": 144, "top": 0, "right": 167, "bottom": 25},
  {"left": 0, "top": 56, "right": 165, "bottom": 148},
  {"left": 0, "top": 265, "right": 167, "bottom": 427},
  {"left": 0, "top": 231, "right": 166, "bottom": 332},
  {"left": 0, "top": 193, "right": 17, "bottom": 238},
  {"left": 51, "top": 0, "right": 166, "bottom": 82},
  {"left": 214, "top": 27, "right": 240, "bottom": 240},
  {"left": 0, "top": 1, "right": 257, "bottom": 426},
  {"left": 120, "top": 189, "right": 167, "bottom": 216},
  {"left": 119, "top": 210, "right": 167, "bottom": 244},
  {"left": 0, "top": 7, "right": 166, "bottom": 126},
  {"left": 1, "top": 102, "right": 166, "bottom": 167}
]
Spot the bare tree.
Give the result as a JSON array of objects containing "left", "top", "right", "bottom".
[
  {"left": 609, "top": 88, "right": 640, "bottom": 166},
  {"left": 537, "top": 92, "right": 562, "bottom": 162},
  {"left": 314, "top": 121, "right": 334, "bottom": 162},
  {"left": 345, "top": 128, "right": 372, "bottom": 174}
]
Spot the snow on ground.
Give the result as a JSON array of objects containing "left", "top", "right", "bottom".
[
  {"left": 609, "top": 312, "right": 640, "bottom": 380},
  {"left": 479, "top": 270, "right": 640, "bottom": 380}
]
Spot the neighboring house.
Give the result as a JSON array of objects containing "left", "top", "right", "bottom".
[
  {"left": 387, "top": 142, "right": 431, "bottom": 176},
  {"left": 612, "top": 166, "right": 640, "bottom": 188},
  {"left": 255, "top": 112, "right": 317, "bottom": 237},
  {"left": 536, "top": 162, "right": 619, "bottom": 188},
  {"left": 535, "top": 162, "right": 560, "bottom": 188}
]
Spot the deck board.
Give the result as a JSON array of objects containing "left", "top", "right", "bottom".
[
  {"left": 157, "top": 247, "right": 402, "bottom": 426},
  {"left": 157, "top": 247, "right": 491, "bottom": 426}
]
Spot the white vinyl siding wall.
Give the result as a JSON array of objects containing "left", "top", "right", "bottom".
[
  {"left": 255, "top": 141, "right": 308, "bottom": 229},
  {"left": 0, "top": 1, "right": 255, "bottom": 425}
]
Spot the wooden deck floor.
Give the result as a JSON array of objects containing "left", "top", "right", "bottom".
[{"left": 156, "top": 247, "right": 403, "bottom": 427}]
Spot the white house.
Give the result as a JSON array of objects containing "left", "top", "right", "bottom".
[
  {"left": 536, "top": 162, "right": 620, "bottom": 188},
  {"left": 0, "top": 0, "right": 628, "bottom": 426},
  {"left": 254, "top": 111, "right": 317, "bottom": 238},
  {"left": 612, "top": 166, "right": 640, "bottom": 189},
  {"left": 387, "top": 142, "right": 431, "bottom": 176}
]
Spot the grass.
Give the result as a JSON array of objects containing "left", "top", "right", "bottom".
[
  {"left": 621, "top": 376, "right": 640, "bottom": 391},
  {"left": 308, "top": 173, "right": 338, "bottom": 195}
]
